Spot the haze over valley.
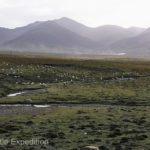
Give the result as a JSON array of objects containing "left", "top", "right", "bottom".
[{"left": 0, "top": 17, "right": 149, "bottom": 57}]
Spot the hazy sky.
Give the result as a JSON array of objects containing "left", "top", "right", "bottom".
[{"left": 0, "top": 0, "right": 150, "bottom": 28}]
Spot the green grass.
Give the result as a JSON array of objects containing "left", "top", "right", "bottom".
[
  {"left": 0, "top": 106, "right": 150, "bottom": 150},
  {"left": 1, "top": 53, "right": 150, "bottom": 149},
  {"left": 1, "top": 54, "right": 150, "bottom": 105}
]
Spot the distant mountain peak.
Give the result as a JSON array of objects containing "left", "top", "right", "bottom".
[{"left": 58, "top": 17, "right": 72, "bottom": 21}]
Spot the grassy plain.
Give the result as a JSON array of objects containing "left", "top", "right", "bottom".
[
  {"left": 0, "top": 53, "right": 150, "bottom": 149},
  {"left": 1, "top": 54, "right": 150, "bottom": 105},
  {"left": 0, "top": 106, "right": 150, "bottom": 150}
]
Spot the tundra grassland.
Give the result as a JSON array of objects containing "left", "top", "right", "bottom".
[
  {"left": 0, "top": 53, "right": 150, "bottom": 150},
  {"left": 1, "top": 54, "right": 150, "bottom": 105}
]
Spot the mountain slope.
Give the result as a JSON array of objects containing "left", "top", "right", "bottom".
[
  {"left": 0, "top": 27, "right": 13, "bottom": 44},
  {"left": 91, "top": 25, "right": 145, "bottom": 46},
  {"left": 109, "top": 28, "right": 150, "bottom": 56},
  {"left": 2, "top": 21, "right": 99, "bottom": 54},
  {"left": 0, "top": 21, "right": 42, "bottom": 45},
  {"left": 55, "top": 17, "right": 145, "bottom": 46},
  {"left": 0, "top": 17, "right": 148, "bottom": 56},
  {"left": 54, "top": 17, "right": 93, "bottom": 39}
]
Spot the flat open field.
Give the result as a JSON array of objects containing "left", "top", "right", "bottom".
[
  {"left": 0, "top": 53, "right": 150, "bottom": 150},
  {"left": 0, "top": 106, "right": 150, "bottom": 150},
  {"left": 1, "top": 54, "right": 150, "bottom": 105}
]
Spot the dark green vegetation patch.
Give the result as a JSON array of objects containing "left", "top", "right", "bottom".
[{"left": 0, "top": 106, "right": 150, "bottom": 150}]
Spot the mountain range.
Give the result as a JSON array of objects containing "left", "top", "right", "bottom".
[{"left": 0, "top": 17, "right": 149, "bottom": 57}]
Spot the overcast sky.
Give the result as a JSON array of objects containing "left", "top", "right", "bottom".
[{"left": 0, "top": 0, "right": 150, "bottom": 28}]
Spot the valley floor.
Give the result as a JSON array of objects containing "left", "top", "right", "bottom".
[
  {"left": 0, "top": 106, "right": 150, "bottom": 150},
  {"left": 0, "top": 53, "right": 150, "bottom": 149}
]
